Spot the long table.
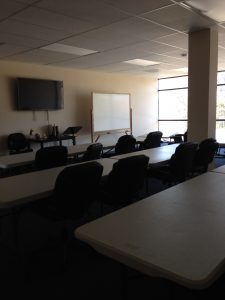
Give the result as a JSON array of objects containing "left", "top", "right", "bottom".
[
  {"left": 0, "top": 143, "right": 99, "bottom": 169},
  {"left": 210, "top": 165, "right": 225, "bottom": 174},
  {"left": 0, "top": 143, "right": 177, "bottom": 170},
  {"left": 0, "top": 158, "right": 116, "bottom": 209},
  {"left": 75, "top": 171, "right": 225, "bottom": 290},
  {"left": 111, "top": 143, "right": 179, "bottom": 163}
]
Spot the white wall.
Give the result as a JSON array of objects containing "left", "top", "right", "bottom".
[{"left": 0, "top": 60, "right": 158, "bottom": 153}]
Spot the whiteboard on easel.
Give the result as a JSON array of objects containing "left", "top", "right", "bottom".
[{"left": 92, "top": 92, "right": 131, "bottom": 133}]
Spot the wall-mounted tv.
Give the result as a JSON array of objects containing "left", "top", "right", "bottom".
[{"left": 16, "top": 77, "right": 64, "bottom": 110}]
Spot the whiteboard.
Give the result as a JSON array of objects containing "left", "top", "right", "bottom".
[{"left": 92, "top": 93, "right": 131, "bottom": 133}]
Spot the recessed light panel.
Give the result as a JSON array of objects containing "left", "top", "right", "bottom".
[
  {"left": 41, "top": 43, "right": 98, "bottom": 56},
  {"left": 123, "top": 59, "right": 160, "bottom": 66}
]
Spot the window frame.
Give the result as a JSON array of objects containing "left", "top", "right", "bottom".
[{"left": 158, "top": 75, "right": 188, "bottom": 137}]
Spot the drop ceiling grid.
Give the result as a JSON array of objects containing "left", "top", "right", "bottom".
[{"left": 0, "top": 0, "right": 224, "bottom": 74}]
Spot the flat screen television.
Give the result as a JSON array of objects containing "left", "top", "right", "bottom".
[{"left": 16, "top": 78, "right": 64, "bottom": 110}]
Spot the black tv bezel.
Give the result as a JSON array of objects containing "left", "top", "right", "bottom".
[{"left": 16, "top": 77, "right": 64, "bottom": 111}]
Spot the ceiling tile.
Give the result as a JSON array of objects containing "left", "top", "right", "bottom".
[
  {"left": 154, "top": 32, "right": 188, "bottom": 50},
  {"left": 12, "top": 7, "right": 96, "bottom": 34},
  {"left": 9, "top": 48, "right": 78, "bottom": 64},
  {"left": 124, "top": 40, "right": 182, "bottom": 54},
  {"left": 0, "top": 43, "right": 29, "bottom": 58},
  {"left": 71, "top": 26, "right": 146, "bottom": 50},
  {"left": 15, "top": 0, "right": 37, "bottom": 3},
  {"left": 0, "top": 19, "right": 71, "bottom": 42},
  {"left": 141, "top": 4, "right": 216, "bottom": 32},
  {"left": 36, "top": 0, "right": 130, "bottom": 26},
  {"left": 0, "top": 0, "right": 27, "bottom": 21},
  {"left": 92, "top": 62, "right": 145, "bottom": 72},
  {"left": 62, "top": 33, "right": 145, "bottom": 52},
  {"left": 101, "top": 0, "right": 172, "bottom": 15},
  {"left": 103, "top": 17, "right": 177, "bottom": 40},
  {"left": 163, "top": 48, "right": 188, "bottom": 59},
  {"left": 144, "top": 52, "right": 188, "bottom": 66},
  {"left": 52, "top": 47, "right": 147, "bottom": 69},
  {"left": 185, "top": 0, "right": 225, "bottom": 22},
  {"left": 0, "top": 32, "right": 48, "bottom": 48}
]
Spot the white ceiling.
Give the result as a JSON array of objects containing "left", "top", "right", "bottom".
[{"left": 0, "top": 0, "right": 225, "bottom": 77}]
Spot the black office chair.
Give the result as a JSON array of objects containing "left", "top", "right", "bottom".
[
  {"left": 183, "top": 131, "right": 188, "bottom": 142},
  {"left": 100, "top": 155, "right": 149, "bottom": 212},
  {"left": 192, "top": 138, "right": 219, "bottom": 175},
  {"left": 35, "top": 146, "right": 68, "bottom": 170},
  {"left": 138, "top": 131, "right": 163, "bottom": 150},
  {"left": 81, "top": 143, "right": 103, "bottom": 161},
  {"left": 148, "top": 142, "right": 198, "bottom": 186},
  {"left": 32, "top": 161, "right": 103, "bottom": 265},
  {"left": 169, "top": 134, "right": 183, "bottom": 144},
  {"left": 7, "top": 132, "right": 32, "bottom": 155},
  {"left": 114, "top": 134, "right": 137, "bottom": 155}
]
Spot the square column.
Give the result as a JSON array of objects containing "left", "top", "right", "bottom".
[{"left": 188, "top": 27, "right": 218, "bottom": 142}]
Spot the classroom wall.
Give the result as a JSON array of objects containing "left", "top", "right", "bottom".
[{"left": 0, "top": 60, "right": 158, "bottom": 153}]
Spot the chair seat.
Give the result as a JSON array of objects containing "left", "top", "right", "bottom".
[
  {"left": 147, "top": 142, "right": 198, "bottom": 186},
  {"left": 148, "top": 164, "right": 177, "bottom": 184}
]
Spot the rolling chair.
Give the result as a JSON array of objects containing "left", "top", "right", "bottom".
[
  {"left": 35, "top": 146, "right": 68, "bottom": 170},
  {"left": 8, "top": 132, "right": 32, "bottom": 155},
  {"left": 100, "top": 155, "right": 149, "bottom": 212},
  {"left": 138, "top": 131, "right": 163, "bottom": 150},
  {"left": 148, "top": 142, "right": 198, "bottom": 187},
  {"left": 192, "top": 138, "right": 219, "bottom": 175},
  {"left": 169, "top": 134, "right": 183, "bottom": 144},
  {"left": 183, "top": 131, "right": 188, "bottom": 142},
  {"left": 81, "top": 143, "right": 103, "bottom": 161},
  {"left": 114, "top": 134, "right": 137, "bottom": 155},
  {"left": 31, "top": 161, "right": 104, "bottom": 266}
]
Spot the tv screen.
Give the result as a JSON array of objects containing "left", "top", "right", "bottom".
[{"left": 16, "top": 78, "right": 64, "bottom": 110}]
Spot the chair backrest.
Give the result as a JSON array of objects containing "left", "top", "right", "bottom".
[
  {"left": 183, "top": 131, "right": 188, "bottom": 142},
  {"left": 172, "top": 134, "right": 183, "bottom": 143},
  {"left": 54, "top": 161, "right": 103, "bottom": 219},
  {"left": 194, "top": 138, "right": 219, "bottom": 173},
  {"left": 115, "top": 135, "right": 136, "bottom": 155},
  {"left": 143, "top": 131, "right": 163, "bottom": 149},
  {"left": 82, "top": 143, "right": 103, "bottom": 161},
  {"left": 106, "top": 155, "right": 149, "bottom": 206},
  {"left": 8, "top": 132, "right": 31, "bottom": 154},
  {"left": 35, "top": 146, "right": 68, "bottom": 170},
  {"left": 169, "top": 142, "right": 198, "bottom": 180}
]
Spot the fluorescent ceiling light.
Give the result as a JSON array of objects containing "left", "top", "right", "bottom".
[
  {"left": 174, "top": 67, "right": 188, "bottom": 72},
  {"left": 123, "top": 59, "right": 160, "bottom": 66},
  {"left": 41, "top": 43, "right": 98, "bottom": 56}
]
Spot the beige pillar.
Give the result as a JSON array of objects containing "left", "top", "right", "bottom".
[{"left": 188, "top": 27, "right": 218, "bottom": 143}]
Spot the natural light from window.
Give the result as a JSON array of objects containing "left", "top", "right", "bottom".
[
  {"left": 216, "top": 71, "right": 225, "bottom": 143},
  {"left": 158, "top": 76, "right": 188, "bottom": 137},
  {"left": 158, "top": 72, "right": 225, "bottom": 143}
]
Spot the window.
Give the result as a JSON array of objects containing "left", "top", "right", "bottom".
[
  {"left": 216, "top": 71, "right": 225, "bottom": 143},
  {"left": 158, "top": 76, "right": 188, "bottom": 137}
]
